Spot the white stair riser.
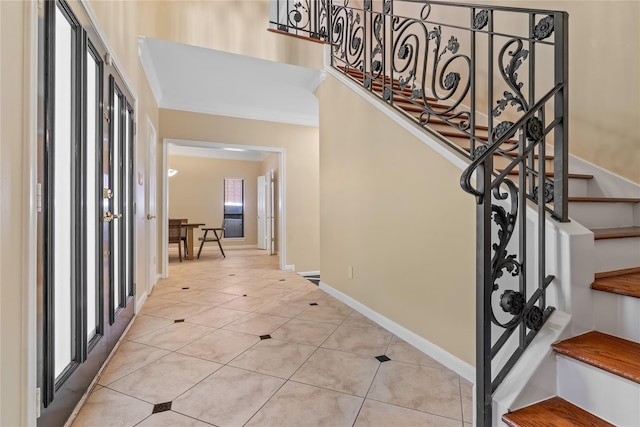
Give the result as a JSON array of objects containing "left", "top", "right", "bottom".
[
  {"left": 592, "top": 291, "right": 640, "bottom": 342},
  {"left": 593, "top": 237, "right": 640, "bottom": 272},
  {"left": 568, "top": 178, "right": 589, "bottom": 198},
  {"left": 569, "top": 201, "right": 637, "bottom": 229},
  {"left": 557, "top": 355, "right": 640, "bottom": 427}
]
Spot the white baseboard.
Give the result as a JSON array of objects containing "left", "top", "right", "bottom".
[
  {"left": 135, "top": 291, "right": 148, "bottom": 314},
  {"left": 319, "top": 281, "right": 475, "bottom": 383},
  {"left": 298, "top": 270, "right": 320, "bottom": 276},
  {"left": 285, "top": 264, "right": 295, "bottom": 271}
]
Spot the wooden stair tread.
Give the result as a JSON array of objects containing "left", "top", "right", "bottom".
[
  {"left": 592, "top": 226, "right": 640, "bottom": 240},
  {"left": 266, "top": 28, "right": 330, "bottom": 45},
  {"left": 496, "top": 169, "right": 594, "bottom": 179},
  {"left": 552, "top": 331, "right": 640, "bottom": 384},
  {"left": 569, "top": 196, "right": 640, "bottom": 203},
  {"left": 502, "top": 396, "right": 614, "bottom": 427},
  {"left": 592, "top": 269, "right": 640, "bottom": 298}
]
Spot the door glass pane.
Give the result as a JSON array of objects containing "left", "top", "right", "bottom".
[
  {"left": 112, "top": 92, "right": 121, "bottom": 313},
  {"left": 224, "top": 178, "right": 244, "bottom": 238},
  {"left": 86, "top": 48, "right": 99, "bottom": 342},
  {"left": 53, "top": 5, "right": 74, "bottom": 378}
]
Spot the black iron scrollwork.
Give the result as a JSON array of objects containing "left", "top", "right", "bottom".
[
  {"left": 489, "top": 181, "right": 523, "bottom": 329},
  {"left": 525, "top": 306, "right": 544, "bottom": 330},
  {"left": 472, "top": 9, "right": 489, "bottom": 30},
  {"left": 331, "top": 5, "right": 365, "bottom": 70},
  {"left": 533, "top": 15, "right": 555, "bottom": 40},
  {"left": 492, "top": 121, "right": 516, "bottom": 141},
  {"left": 493, "top": 39, "right": 529, "bottom": 117},
  {"left": 473, "top": 144, "right": 488, "bottom": 160},
  {"left": 500, "top": 290, "right": 525, "bottom": 315},
  {"left": 383, "top": 0, "right": 392, "bottom": 14},
  {"left": 532, "top": 181, "right": 554, "bottom": 204},
  {"left": 383, "top": 87, "right": 392, "bottom": 101},
  {"left": 525, "top": 117, "right": 543, "bottom": 141}
]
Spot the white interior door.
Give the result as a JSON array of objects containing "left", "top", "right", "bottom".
[
  {"left": 146, "top": 118, "right": 157, "bottom": 294},
  {"left": 268, "top": 170, "right": 275, "bottom": 255},
  {"left": 257, "top": 175, "right": 266, "bottom": 250}
]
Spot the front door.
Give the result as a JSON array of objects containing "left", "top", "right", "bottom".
[
  {"left": 37, "top": 2, "right": 136, "bottom": 425},
  {"left": 102, "top": 76, "right": 135, "bottom": 350}
]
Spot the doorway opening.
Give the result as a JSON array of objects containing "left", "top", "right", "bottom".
[{"left": 161, "top": 139, "right": 285, "bottom": 277}]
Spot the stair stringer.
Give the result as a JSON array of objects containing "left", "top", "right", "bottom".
[
  {"left": 492, "top": 310, "right": 572, "bottom": 427},
  {"left": 490, "top": 216, "right": 592, "bottom": 426}
]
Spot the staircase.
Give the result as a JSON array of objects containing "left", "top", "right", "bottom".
[
  {"left": 337, "top": 66, "right": 640, "bottom": 425},
  {"left": 272, "top": 1, "right": 638, "bottom": 423}
]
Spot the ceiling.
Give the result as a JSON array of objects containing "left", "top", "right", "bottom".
[
  {"left": 138, "top": 37, "right": 325, "bottom": 128},
  {"left": 140, "top": 37, "right": 324, "bottom": 162}
]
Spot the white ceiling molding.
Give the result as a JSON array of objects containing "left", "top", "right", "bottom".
[{"left": 138, "top": 37, "right": 324, "bottom": 127}]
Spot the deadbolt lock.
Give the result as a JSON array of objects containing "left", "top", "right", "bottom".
[{"left": 103, "top": 188, "right": 113, "bottom": 199}]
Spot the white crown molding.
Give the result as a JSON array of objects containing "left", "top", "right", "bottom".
[{"left": 137, "top": 37, "right": 163, "bottom": 105}]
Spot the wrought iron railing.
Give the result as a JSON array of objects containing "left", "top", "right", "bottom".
[
  {"left": 272, "top": 1, "right": 569, "bottom": 425},
  {"left": 269, "top": 0, "right": 330, "bottom": 40}
]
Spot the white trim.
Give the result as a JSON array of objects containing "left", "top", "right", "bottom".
[
  {"left": 319, "top": 281, "right": 475, "bottom": 383},
  {"left": 163, "top": 139, "right": 287, "bottom": 273},
  {"left": 145, "top": 117, "right": 158, "bottom": 295},
  {"left": 161, "top": 139, "right": 169, "bottom": 278},
  {"left": 137, "top": 37, "right": 163, "bottom": 104},
  {"left": 278, "top": 150, "right": 286, "bottom": 271},
  {"left": 159, "top": 100, "right": 319, "bottom": 128},
  {"left": 24, "top": 1, "right": 39, "bottom": 423},
  {"left": 298, "top": 271, "right": 320, "bottom": 277},
  {"left": 285, "top": 265, "right": 295, "bottom": 271},
  {"left": 135, "top": 291, "right": 148, "bottom": 315}
]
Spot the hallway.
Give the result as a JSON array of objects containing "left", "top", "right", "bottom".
[{"left": 70, "top": 250, "right": 472, "bottom": 426}]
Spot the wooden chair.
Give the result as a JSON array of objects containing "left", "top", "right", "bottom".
[
  {"left": 168, "top": 219, "right": 188, "bottom": 262},
  {"left": 197, "top": 220, "right": 226, "bottom": 259}
]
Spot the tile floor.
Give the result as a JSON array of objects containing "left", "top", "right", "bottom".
[{"left": 71, "top": 249, "right": 473, "bottom": 427}]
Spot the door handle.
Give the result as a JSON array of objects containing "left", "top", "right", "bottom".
[
  {"left": 146, "top": 214, "right": 157, "bottom": 220},
  {"left": 103, "top": 212, "right": 122, "bottom": 222}
]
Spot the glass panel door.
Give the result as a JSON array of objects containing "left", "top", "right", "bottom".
[
  {"left": 38, "top": 2, "right": 135, "bottom": 423},
  {"left": 52, "top": 2, "right": 77, "bottom": 380}
]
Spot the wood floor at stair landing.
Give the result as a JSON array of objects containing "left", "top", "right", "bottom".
[
  {"left": 552, "top": 331, "right": 640, "bottom": 384},
  {"left": 502, "top": 397, "right": 614, "bottom": 427},
  {"left": 592, "top": 267, "right": 640, "bottom": 298}
]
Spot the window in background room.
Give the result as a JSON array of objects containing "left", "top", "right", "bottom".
[{"left": 224, "top": 178, "right": 244, "bottom": 238}]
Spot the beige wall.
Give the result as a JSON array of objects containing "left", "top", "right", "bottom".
[
  {"left": 1, "top": 2, "right": 29, "bottom": 424},
  {"left": 168, "top": 155, "right": 262, "bottom": 247},
  {"left": 142, "top": 0, "right": 325, "bottom": 70},
  {"left": 160, "top": 109, "right": 320, "bottom": 272},
  {"left": 318, "top": 75, "right": 477, "bottom": 365}
]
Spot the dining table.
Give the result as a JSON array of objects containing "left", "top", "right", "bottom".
[{"left": 181, "top": 223, "right": 205, "bottom": 260}]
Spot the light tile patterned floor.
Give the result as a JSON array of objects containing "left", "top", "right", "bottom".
[{"left": 71, "top": 249, "right": 472, "bottom": 426}]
